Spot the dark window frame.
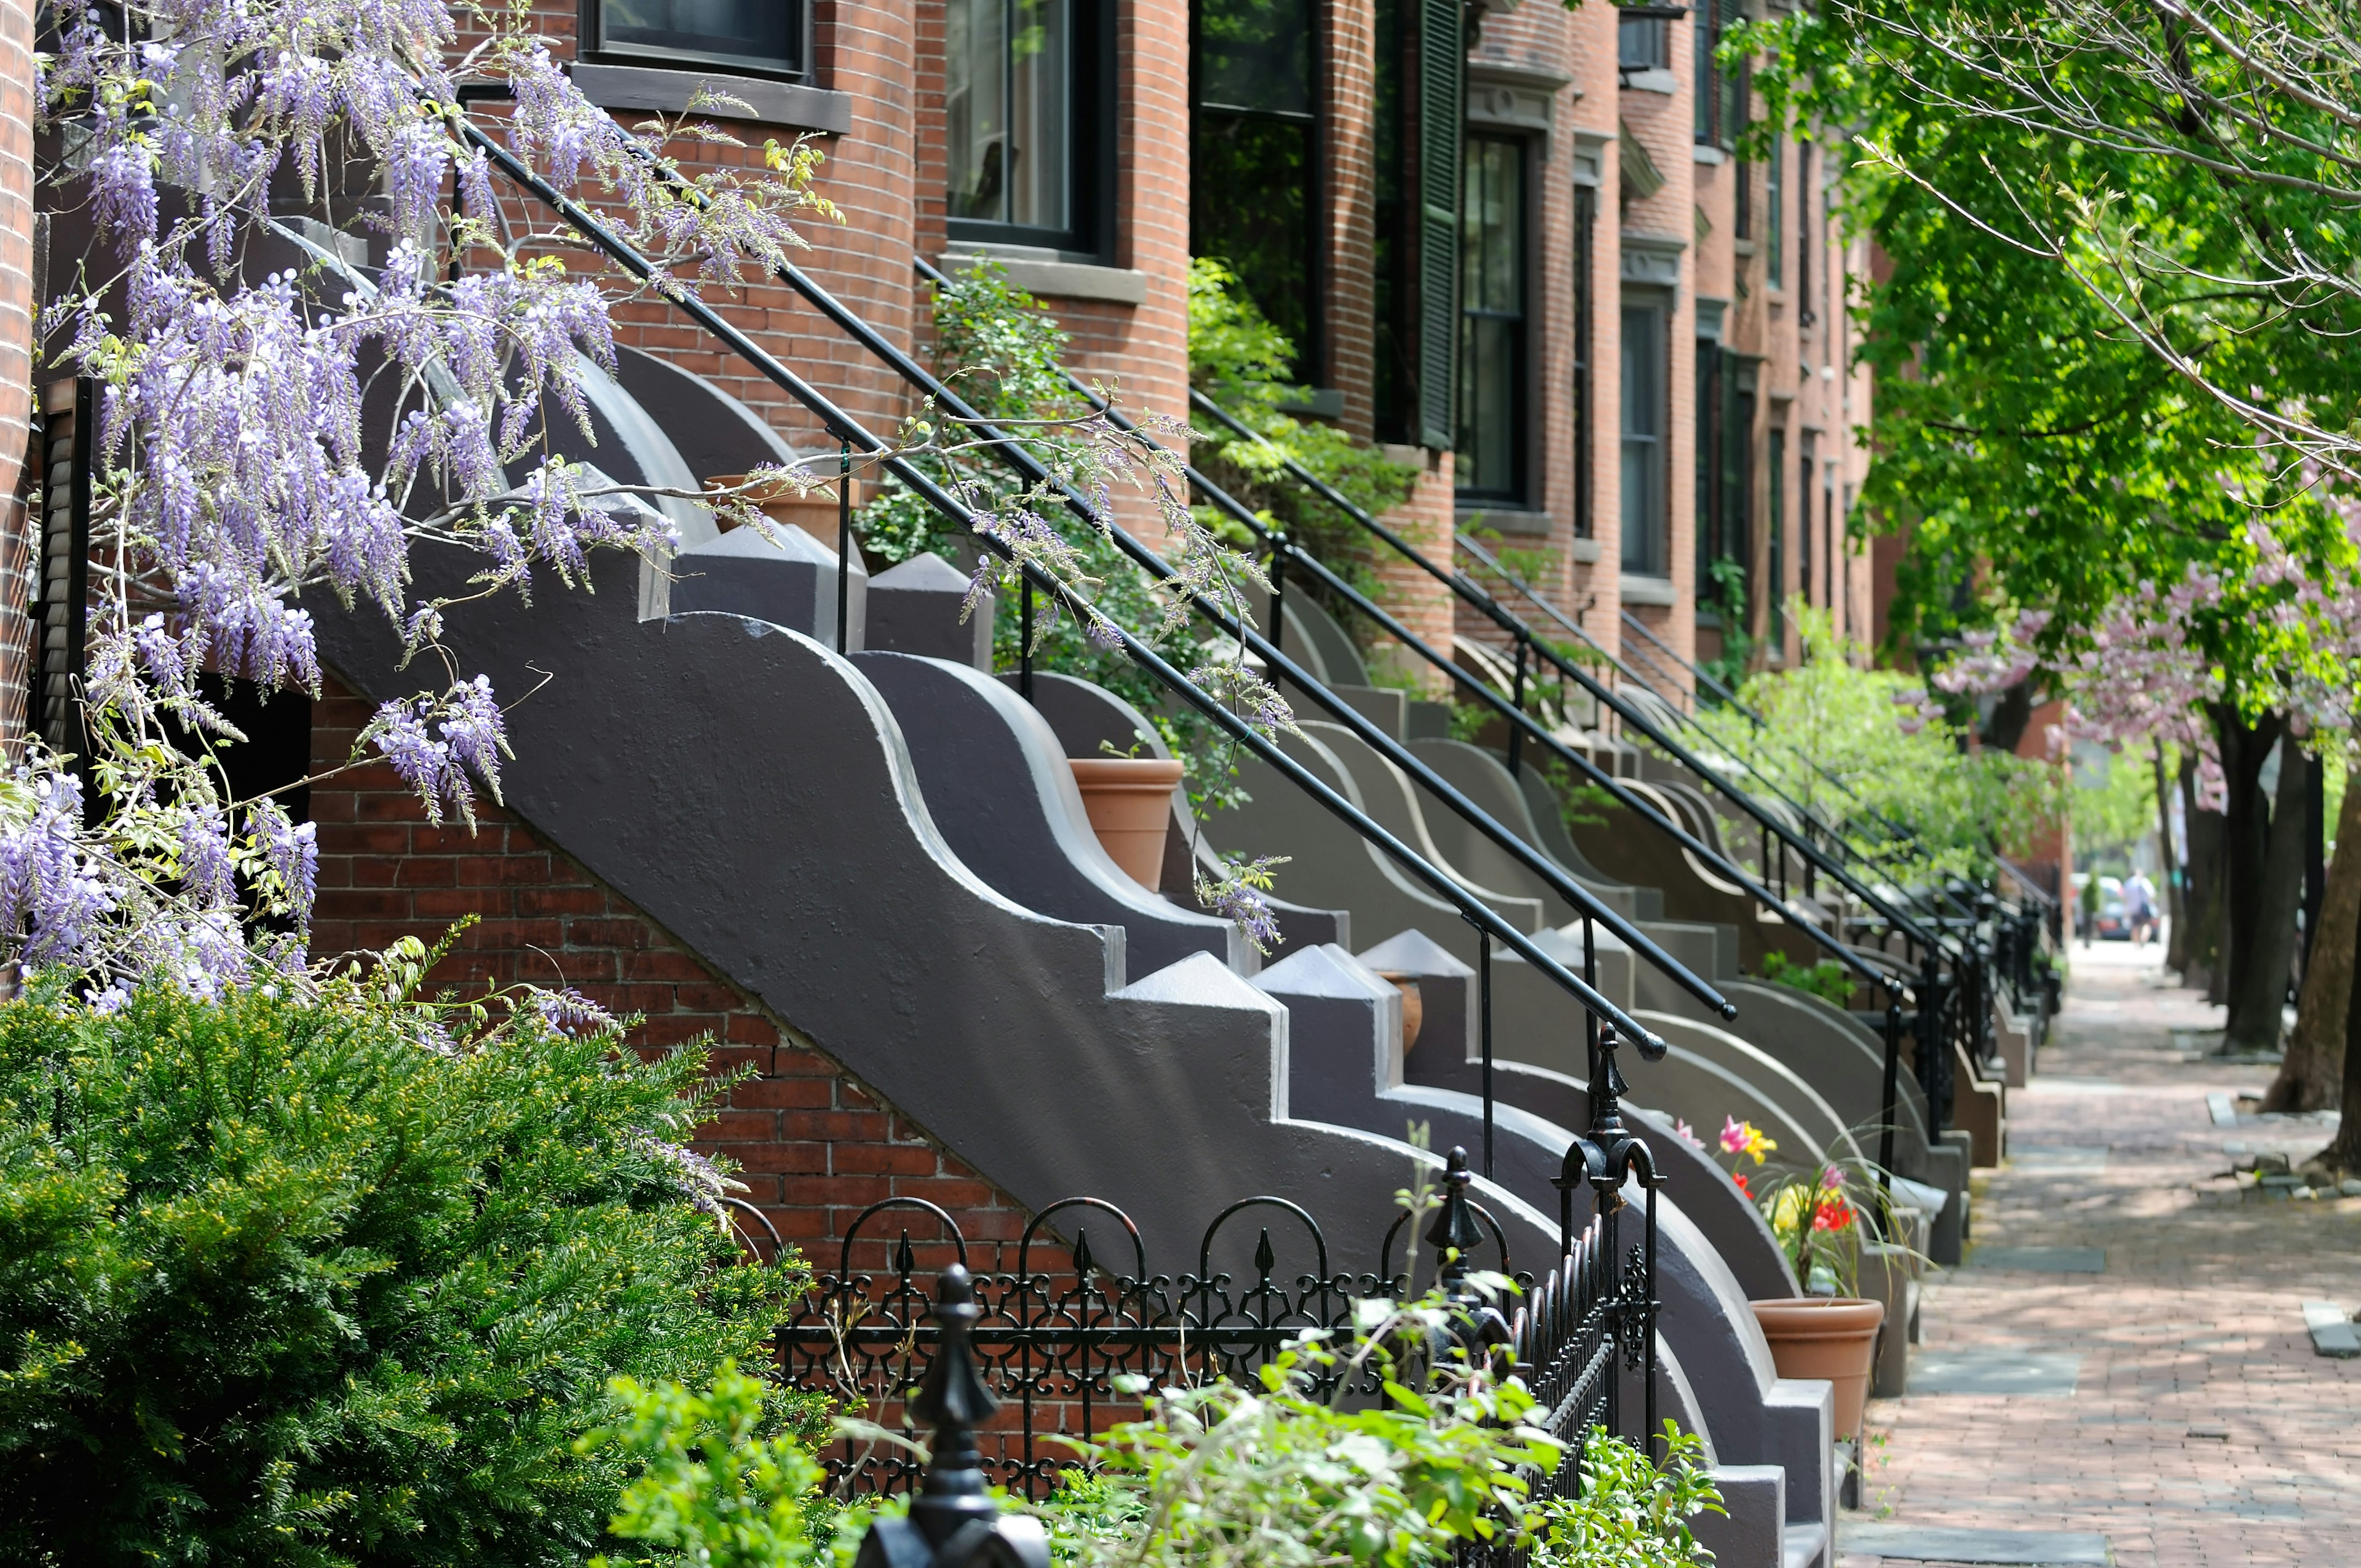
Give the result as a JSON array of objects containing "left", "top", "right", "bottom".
[
  {"left": 1455, "top": 132, "right": 1530, "bottom": 504},
  {"left": 1694, "top": 338, "right": 1720, "bottom": 609},
  {"left": 1620, "top": 295, "right": 1670, "bottom": 577},
  {"left": 1573, "top": 181, "right": 1597, "bottom": 537},
  {"left": 1767, "top": 424, "right": 1786, "bottom": 646},
  {"left": 1766, "top": 132, "right": 1784, "bottom": 289},
  {"left": 1798, "top": 428, "right": 1816, "bottom": 609},
  {"left": 1693, "top": 0, "right": 1738, "bottom": 148},
  {"left": 1191, "top": 0, "right": 1324, "bottom": 379},
  {"left": 1797, "top": 139, "right": 1814, "bottom": 327},
  {"left": 942, "top": 0, "right": 1117, "bottom": 259},
  {"left": 582, "top": 0, "right": 813, "bottom": 85}
]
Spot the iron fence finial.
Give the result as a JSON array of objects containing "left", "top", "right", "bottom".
[
  {"left": 856, "top": 1264, "right": 1050, "bottom": 1568},
  {"left": 1426, "top": 1146, "right": 1485, "bottom": 1288}
]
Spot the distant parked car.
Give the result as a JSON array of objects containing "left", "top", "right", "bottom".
[{"left": 2092, "top": 876, "right": 2130, "bottom": 941}]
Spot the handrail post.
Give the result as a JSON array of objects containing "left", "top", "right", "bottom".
[
  {"left": 1506, "top": 632, "right": 1529, "bottom": 777},
  {"left": 1915, "top": 955, "right": 1950, "bottom": 1134},
  {"left": 1878, "top": 979, "right": 1902, "bottom": 1193},
  {"left": 1019, "top": 578, "right": 1034, "bottom": 703},
  {"left": 836, "top": 439, "right": 853, "bottom": 655},
  {"left": 1267, "top": 531, "right": 1287, "bottom": 698}
]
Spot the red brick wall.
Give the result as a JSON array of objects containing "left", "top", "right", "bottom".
[{"left": 308, "top": 673, "right": 1052, "bottom": 1277}]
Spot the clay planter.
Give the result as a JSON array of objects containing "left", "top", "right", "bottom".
[
  {"left": 1373, "top": 972, "right": 1424, "bottom": 1054},
  {"left": 1749, "top": 1297, "right": 1886, "bottom": 1442},
  {"left": 1069, "top": 758, "right": 1184, "bottom": 890},
  {"left": 706, "top": 471, "right": 863, "bottom": 547}
]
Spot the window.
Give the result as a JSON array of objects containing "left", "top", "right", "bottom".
[
  {"left": 1824, "top": 459, "right": 1839, "bottom": 612},
  {"left": 1695, "top": 341, "right": 1720, "bottom": 600},
  {"left": 593, "top": 0, "right": 807, "bottom": 78},
  {"left": 1695, "top": 0, "right": 1739, "bottom": 146},
  {"left": 948, "top": 0, "right": 1107, "bottom": 253},
  {"left": 1194, "top": 0, "right": 1319, "bottom": 380},
  {"left": 1457, "top": 137, "right": 1526, "bottom": 501},
  {"left": 1766, "top": 133, "right": 1784, "bottom": 288},
  {"left": 1573, "top": 184, "right": 1597, "bottom": 537},
  {"left": 1722, "top": 360, "right": 1755, "bottom": 619},
  {"left": 1372, "top": 0, "right": 1466, "bottom": 448},
  {"left": 1621, "top": 302, "right": 1667, "bottom": 576},
  {"left": 1619, "top": 12, "right": 1669, "bottom": 73},
  {"left": 1797, "top": 140, "right": 1813, "bottom": 325},
  {"left": 1798, "top": 430, "right": 1816, "bottom": 608},
  {"left": 1734, "top": 76, "right": 1754, "bottom": 237},
  {"left": 1767, "top": 427, "right": 1786, "bottom": 644}
]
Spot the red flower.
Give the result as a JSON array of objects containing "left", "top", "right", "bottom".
[
  {"left": 1812, "top": 1194, "right": 1856, "bottom": 1232},
  {"left": 1733, "top": 1172, "right": 1752, "bottom": 1198}
]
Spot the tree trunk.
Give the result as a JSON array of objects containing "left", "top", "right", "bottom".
[
  {"left": 2264, "top": 760, "right": 2361, "bottom": 1112},
  {"left": 2226, "top": 738, "right": 2313, "bottom": 1053},
  {"left": 2212, "top": 703, "right": 2284, "bottom": 1008},
  {"left": 2311, "top": 894, "right": 2361, "bottom": 1177},
  {"left": 2172, "top": 753, "right": 2211, "bottom": 977},
  {"left": 2152, "top": 738, "right": 2184, "bottom": 950}
]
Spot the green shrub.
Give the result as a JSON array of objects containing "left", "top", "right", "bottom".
[
  {"left": 1757, "top": 951, "right": 1859, "bottom": 1009},
  {"left": 0, "top": 980, "right": 817, "bottom": 1566}
]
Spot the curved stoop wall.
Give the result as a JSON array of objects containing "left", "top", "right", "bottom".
[
  {"left": 1636, "top": 1010, "right": 1870, "bottom": 1166},
  {"left": 1647, "top": 976, "right": 1961, "bottom": 1200},
  {"left": 1570, "top": 786, "right": 1830, "bottom": 973},
  {"left": 1287, "top": 722, "right": 1549, "bottom": 933},
  {"left": 309, "top": 548, "right": 1485, "bottom": 1262},
  {"left": 851, "top": 652, "right": 1250, "bottom": 977},
  {"left": 1212, "top": 727, "right": 1543, "bottom": 971},
  {"left": 1403, "top": 737, "right": 1658, "bottom": 922},
  {"left": 1252, "top": 942, "right": 1831, "bottom": 1568},
  {"left": 1009, "top": 671, "right": 1351, "bottom": 956},
  {"left": 1358, "top": 928, "right": 1798, "bottom": 1302}
]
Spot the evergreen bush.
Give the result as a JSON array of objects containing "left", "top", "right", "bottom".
[{"left": 0, "top": 980, "right": 817, "bottom": 1566}]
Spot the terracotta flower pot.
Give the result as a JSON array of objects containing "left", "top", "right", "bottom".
[
  {"left": 1069, "top": 758, "right": 1184, "bottom": 889},
  {"left": 1749, "top": 1297, "right": 1885, "bottom": 1442},
  {"left": 706, "top": 471, "right": 863, "bottom": 547},
  {"left": 1373, "top": 972, "right": 1424, "bottom": 1054}
]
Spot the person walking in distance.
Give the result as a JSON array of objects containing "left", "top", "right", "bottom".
[{"left": 2126, "top": 868, "right": 2159, "bottom": 947}]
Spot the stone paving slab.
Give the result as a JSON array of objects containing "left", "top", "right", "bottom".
[
  {"left": 1908, "top": 1350, "right": 2084, "bottom": 1396},
  {"left": 1841, "top": 1524, "right": 2112, "bottom": 1564},
  {"left": 1966, "top": 1246, "right": 2108, "bottom": 1273},
  {"left": 1843, "top": 941, "right": 2361, "bottom": 1568}
]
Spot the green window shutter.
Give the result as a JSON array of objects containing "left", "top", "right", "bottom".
[{"left": 1417, "top": 0, "right": 1463, "bottom": 451}]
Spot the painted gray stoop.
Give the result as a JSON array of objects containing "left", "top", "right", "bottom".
[{"left": 312, "top": 544, "right": 1493, "bottom": 1267}]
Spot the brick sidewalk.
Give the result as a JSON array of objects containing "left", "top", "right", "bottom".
[{"left": 1840, "top": 943, "right": 2361, "bottom": 1568}]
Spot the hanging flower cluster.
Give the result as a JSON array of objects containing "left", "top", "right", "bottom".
[{"left": 10, "top": 0, "right": 1291, "bottom": 999}]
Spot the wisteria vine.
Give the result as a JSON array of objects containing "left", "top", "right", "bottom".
[{"left": 16, "top": 0, "right": 1292, "bottom": 999}]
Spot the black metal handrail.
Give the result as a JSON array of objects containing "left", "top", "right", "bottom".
[
  {"left": 457, "top": 124, "right": 1675, "bottom": 1184},
  {"left": 1184, "top": 388, "right": 1963, "bottom": 964},
  {"left": 760, "top": 249, "right": 1731, "bottom": 1021},
  {"left": 1472, "top": 535, "right": 1975, "bottom": 889},
  {"left": 1007, "top": 344, "right": 1894, "bottom": 999}
]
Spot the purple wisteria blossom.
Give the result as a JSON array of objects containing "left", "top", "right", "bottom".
[
  {"left": 0, "top": 774, "right": 118, "bottom": 970},
  {"left": 177, "top": 801, "right": 237, "bottom": 907},
  {"left": 532, "top": 986, "right": 615, "bottom": 1036}
]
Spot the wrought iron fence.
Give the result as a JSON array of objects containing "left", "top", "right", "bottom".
[{"left": 745, "top": 1034, "right": 1664, "bottom": 1515}]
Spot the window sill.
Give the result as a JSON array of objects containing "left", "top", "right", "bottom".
[
  {"left": 1620, "top": 573, "right": 1679, "bottom": 607},
  {"left": 1693, "top": 144, "right": 1728, "bottom": 165},
  {"left": 1620, "top": 69, "right": 1680, "bottom": 95},
  {"left": 571, "top": 62, "right": 852, "bottom": 135},
  {"left": 941, "top": 244, "right": 1147, "bottom": 305},
  {"left": 1277, "top": 387, "right": 1347, "bottom": 419},
  {"left": 1570, "top": 537, "right": 1604, "bottom": 564},
  {"left": 1458, "top": 505, "right": 1553, "bottom": 539}
]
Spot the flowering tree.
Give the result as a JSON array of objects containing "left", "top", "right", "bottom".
[{"left": 22, "top": 0, "right": 1291, "bottom": 997}]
